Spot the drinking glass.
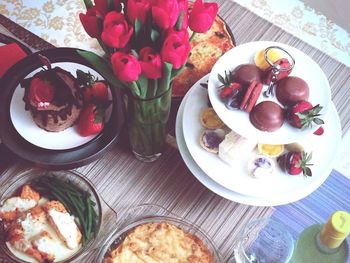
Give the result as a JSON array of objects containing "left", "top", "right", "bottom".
[{"left": 230, "top": 218, "right": 294, "bottom": 263}]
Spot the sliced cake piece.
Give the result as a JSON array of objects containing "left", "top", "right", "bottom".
[{"left": 21, "top": 67, "right": 83, "bottom": 132}]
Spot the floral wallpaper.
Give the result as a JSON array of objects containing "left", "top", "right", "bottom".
[
  {"left": 1, "top": 0, "right": 349, "bottom": 66},
  {"left": 235, "top": 0, "right": 350, "bottom": 67}
]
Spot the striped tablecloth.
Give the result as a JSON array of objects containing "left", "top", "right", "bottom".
[{"left": 0, "top": 0, "right": 349, "bottom": 262}]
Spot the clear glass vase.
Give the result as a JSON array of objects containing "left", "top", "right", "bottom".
[{"left": 127, "top": 87, "right": 172, "bottom": 162}]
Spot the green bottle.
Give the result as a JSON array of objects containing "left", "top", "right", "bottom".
[{"left": 290, "top": 211, "right": 350, "bottom": 263}]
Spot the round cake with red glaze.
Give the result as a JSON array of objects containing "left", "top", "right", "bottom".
[
  {"left": 250, "top": 101, "right": 284, "bottom": 132},
  {"left": 275, "top": 76, "right": 309, "bottom": 106},
  {"left": 231, "top": 64, "right": 263, "bottom": 87},
  {"left": 21, "top": 67, "right": 83, "bottom": 132}
]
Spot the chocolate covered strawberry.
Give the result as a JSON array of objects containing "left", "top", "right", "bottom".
[
  {"left": 77, "top": 104, "right": 105, "bottom": 137},
  {"left": 287, "top": 101, "right": 324, "bottom": 129},
  {"left": 277, "top": 151, "right": 313, "bottom": 177},
  {"left": 218, "top": 71, "right": 242, "bottom": 99}
]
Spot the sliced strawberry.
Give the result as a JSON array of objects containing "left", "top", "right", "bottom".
[
  {"left": 313, "top": 126, "right": 324, "bottom": 136},
  {"left": 77, "top": 104, "right": 105, "bottom": 137},
  {"left": 29, "top": 77, "right": 54, "bottom": 107},
  {"left": 287, "top": 101, "right": 324, "bottom": 129}
]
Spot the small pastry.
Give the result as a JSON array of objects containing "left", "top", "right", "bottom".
[
  {"left": 257, "top": 143, "right": 284, "bottom": 158},
  {"left": 199, "top": 129, "right": 226, "bottom": 153},
  {"left": 231, "top": 64, "right": 263, "bottom": 86},
  {"left": 254, "top": 48, "right": 281, "bottom": 70},
  {"left": 249, "top": 101, "right": 284, "bottom": 132},
  {"left": 218, "top": 131, "right": 256, "bottom": 165},
  {"left": 248, "top": 155, "right": 275, "bottom": 179},
  {"left": 200, "top": 108, "right": 225, "bottom": 129},
  {"left": 275, "top": 76, "right": 309, "bottom": 106}
]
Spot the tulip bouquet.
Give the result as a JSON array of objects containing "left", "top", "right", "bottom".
[{"left": 79, "top": 0, "right": 218, "bottom": 161}]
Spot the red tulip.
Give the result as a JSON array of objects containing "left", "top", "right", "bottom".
[
  {"left": 151, "top": 0, "right": 179, "bottom": 29},
  {"left": 139, "top": 47, "right": 162, "bottom": 79},
  {"left": 111, "top": 52, "right": 141, "bottom": 82},
  {"left": 161, "top": 29, "right": 190, "bottom": 69},
  {"left": 101, "top": 11, "right": 133, "bottom": 48},
  {"left": 79, "top": 7, "right": 101, "bottom": 38},
  {"left": 188, "top": 0, "right": 218, "bottom": 33},
  {"left": 127, "top": 0, "right": 151, "bottom": 23}
]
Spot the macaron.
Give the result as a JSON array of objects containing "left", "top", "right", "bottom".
[{"left": 240, "top": 80, "right": 263, "bottom": 113}]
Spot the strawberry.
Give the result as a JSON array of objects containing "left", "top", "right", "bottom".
[
  {"left": 77, "top": 104, "right": 105, "bottom": 137},
  {"left": 83, "top": 81, "right": 109, "bottom": 103},
  {"left": 76, "top": 69, "right": 109, "bottom": 103},
  {"left": 277, "top": 151, "right": 313, "bottom": 177},
  {"left": 286, "top": 101, "right": 324, "bottom": 129},
  {"left": 313, "top": 126, "right": 324, "bottom": 136},
  {"left": 218, "top": 71, "right": 242, "bottom": 99},
  {"left": 29, "top": 77, "right": 54, "bottom": 107}
]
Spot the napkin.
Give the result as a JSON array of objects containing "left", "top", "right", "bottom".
[{"left": 0, "top": 42, "right": 27, "bottom": 77}]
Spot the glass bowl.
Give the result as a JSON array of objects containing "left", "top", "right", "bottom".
[
  {"left": 0, "top": 168, "right": 103, "bottom": 263},
  {"left": 96, "top": 203, "right": 222, "bottom": 262}
]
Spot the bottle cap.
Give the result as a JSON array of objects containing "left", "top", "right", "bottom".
[{"left": 320, "top": 211, "right": 350, "bottom": 248}]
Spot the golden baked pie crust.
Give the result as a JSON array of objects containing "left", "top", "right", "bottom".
[
  {"left": 104, "top": 222, "right": 214, "bottom": 263},
  {"left": 172, "top": 14, "right": 235, "bottom": 98}
]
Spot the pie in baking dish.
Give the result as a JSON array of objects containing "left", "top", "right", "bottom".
[
  {"left": 172, "top": 14, "right": 235, "bottom": 98},
  {"left": 103, "top": 222, "right": 214, "bottom": 263}
]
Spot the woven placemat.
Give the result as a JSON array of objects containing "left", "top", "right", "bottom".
[{"left": 0, "top": 1, "right": 349, "bottom": 262}]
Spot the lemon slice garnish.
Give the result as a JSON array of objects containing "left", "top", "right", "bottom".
[
  {"left": 257, "top": 143, "right": 284, "bottom": 158},
  {"left": 254, "top": 48, "right": 281, "bottom": 70}
]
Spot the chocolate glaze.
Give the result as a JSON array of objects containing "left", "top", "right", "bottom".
[
  {"left": 22, "top": 67, "right": 83, "bottom": 129},
  {"left": 231, "top": 64, "right": 263, "bottom": 87},
  {"left": 249, "top": 101, "right": 284, "bottom": 132},
  {"left": 276, "top": 76, "right": 309, "bottom": 106}
]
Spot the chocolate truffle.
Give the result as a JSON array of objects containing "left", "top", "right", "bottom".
[
  {"left": 250, "top": 101, "right": 284, "bottom": 132},
  {"left": 276, "top": 76, "right": 309, "bottom": 106},
  {"left": 231, "top": 64, "right": 263, "bottom": 86}
]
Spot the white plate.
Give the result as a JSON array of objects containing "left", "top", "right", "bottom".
[
  {"left": 10, "top": 62, "right": 112, "bottom": 150},
  {"left": 208, "top": 41, "right": 331, "bottom": 144},
  {"left": 182, "top": 75, "right": 341, "bottom": 199}
]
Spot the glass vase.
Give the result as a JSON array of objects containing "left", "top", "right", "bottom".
[{"left": 127, "top": 87, "right": 172, "bottom": 162}]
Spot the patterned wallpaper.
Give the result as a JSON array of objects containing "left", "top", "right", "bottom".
[{"left": 0, "top": 0, "right": 349, "bottom": 66}]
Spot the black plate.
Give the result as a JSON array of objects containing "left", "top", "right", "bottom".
[
  {"left": 0, "top": 32, "right": 32, "bottom": 55},
  {"left": 0, "top": 48, "right": 124, "bottom": 170}
]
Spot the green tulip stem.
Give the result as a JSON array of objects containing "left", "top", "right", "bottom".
[{"left": 189, "top": 32, "right": 197, "bottom": 42}]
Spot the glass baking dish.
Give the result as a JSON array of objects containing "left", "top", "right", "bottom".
[
  {"left": 95, "top": 203, "right": 222, "bottom": 262},
  {"left": 0, "top": 168, "right": 117, "bottom": 263}
]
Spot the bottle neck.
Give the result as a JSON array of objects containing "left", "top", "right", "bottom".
[{"left": 315, "top": 231, "right": 341, "bottom": 254}]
